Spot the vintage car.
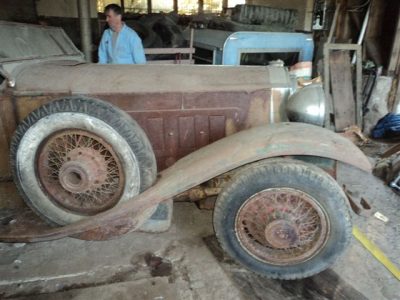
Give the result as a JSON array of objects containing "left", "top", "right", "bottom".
[{"left": 0, "top": 21, "right": 371, "bottom": 280}]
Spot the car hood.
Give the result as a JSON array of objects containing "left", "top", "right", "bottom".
[{"left": 12, "top": 63, "right": 292, "bottom": 95}]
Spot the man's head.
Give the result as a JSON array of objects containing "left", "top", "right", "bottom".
[{"left": 104, "top": 4, "right": 123, "bottom": 32}]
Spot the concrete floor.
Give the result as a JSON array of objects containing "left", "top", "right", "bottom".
[{"left": 0, "top": 157, "right": 399, "bottom": 299}]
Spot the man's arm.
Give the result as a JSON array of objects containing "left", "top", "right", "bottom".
[
  {"left": 98, "top": 32, "right": 108, "bottom": 64},
  {"left": 131, "top": 34, "right": 146, "bottom": 64}
]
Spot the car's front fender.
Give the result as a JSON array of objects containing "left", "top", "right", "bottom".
[{"left": 0, "top": 123, "right": 371, "bottom": 242}]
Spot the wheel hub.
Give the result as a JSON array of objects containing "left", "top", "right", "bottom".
[
  {"left": 58, "top": 148, "right": 108, "bottom": 193},
  {"left": 37, "top": 129, "right": 124, "bottom": 215},
  {"left": 59, "top": 162, "right": 90, "bottom": 193},
  {"left": 264, "top": 220, "right": 299, "bottom": 249}
]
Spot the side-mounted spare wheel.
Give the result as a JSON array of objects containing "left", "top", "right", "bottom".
[
  {"left": 10, "top": 97, "right": 157, "bottom": 225},
  {"left": 213, "top": 159, "right": 352, "bottom": 280}
]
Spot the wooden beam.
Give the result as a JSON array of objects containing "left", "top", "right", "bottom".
[
  {"left": 388, "top": 11, "right": 400, "bottom": 75},
  {"left": 222, "top": 0, "right": 228, "bottom": 10},
  {"left": 335, "top": 0, "right": 350, "bottom": 42},
  {"left": 144, "top": 48, "right": 195, "bottom": 54},
  {"left": 198, "top": 0, "right": 203, "bottom": 14},
  {"left": 389, "top": 78, "right": 400, "bottom": 112},
  {"left": 365, "top": 0, "right": 385, "bottom": 40},
  {"left": 303, "top": 0, "right": 314, "bottom": 31},
  {"left": 147, "top": 0, "right": 152, "bottom": 14},
  {"left": 330, "top": 51, "right": 356, "bottom": 131},
  {"left": 146, "top": 59, "right": 194, "bottom": 64},
  {"left": 364, "top": 0, "right": 385, "bottom": 66},
  {"left": 328, "top": 3, "right": 340, "bottom": 43},
  {"left": 324, "top": 43, "right": 363, "bottom": 129}
]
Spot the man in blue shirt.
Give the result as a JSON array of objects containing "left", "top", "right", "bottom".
[{"left": 98, "top": 4, "right": 146, "bottom": 64}]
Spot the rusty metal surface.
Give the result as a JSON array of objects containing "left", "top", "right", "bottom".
[
  {"left": 0, "top": 208, "right": 52, "bottom": 236},
  {"left": 173, "top": 172, "right": 233, "bottom": 202},
  {"left": 0, "top": 123, "right": 371, "bottom": 242},
  {"left": 37, "top": 129, "right": 125, "bottom": 215},
  {"left": 12, "top": 88, "right": 288, "bottom": 172},
  {"left": 4, "top": 56, "right": 291, "bottom": 178},
  {"left": 235, "top": 188, "right": 329, "bottom": 265},
  {"left": 0, "top": 94, "right": 16, "bottom": 179},
  {"left": 12, "top": 63, "right": 288, "bottom": 95},
  {"left": 0, "top": 207, "right": 133, "bottom": 241}
]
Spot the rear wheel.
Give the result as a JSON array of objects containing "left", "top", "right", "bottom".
[
  {"left": 10, "top": 97, "right": 157, "bottom": 225},
  {"left": 213, "top": 159, "right": 352, "bottom": 279}
]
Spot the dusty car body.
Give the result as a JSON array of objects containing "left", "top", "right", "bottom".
[
  {"left": 0, "top": 21, "right": 371, "bottom": 280},
  {"left": 0, "top": 22, "right": 294, "bottom": 172}
]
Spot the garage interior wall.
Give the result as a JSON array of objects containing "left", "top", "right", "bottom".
[
  {"left": 0, "top": 0, "right": 37, "bottom": 23},
  {"left": 34, "top": 0, "right": 99, "bottom": 54},
  {"left": 36, "top": 0, "right": 98, "bottom": 18},
  {"left": 246, "top": 0, "right": 314, "bottom": 31}
]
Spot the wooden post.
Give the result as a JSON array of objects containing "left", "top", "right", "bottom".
[
  {"left": 364, "top": 0, "right": 385, "bottom": 66},
  {"left": 189, "top": 28, "right": 194, "bottom": 63},
  {"left": 173, "top": 0, "right": 178, "bottom": 13},
  {"left": 0, "top": 95, "right": 17, "bottom": 179},
  {"left": 78, "top": 0, "right": 92, "bottom": 62},
  {"left": 327, "top": 3, "right": 340, "bottom": 43},
  {"left": 388, "top": 13, "right": 400, "bottom": 76},
  {"left": 147, "top": 0, "right": 152, "bottom": 14},
  {"left": 198, "top": 0, "right": 203, "bottom": 14},
  {"left": 222, "top": 0, "right": 228, "bottom": 11}
]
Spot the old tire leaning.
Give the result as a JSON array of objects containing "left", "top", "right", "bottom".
[
  {"left": 213, "top": 159, "right": 352, "bottom": 280},
  {"left": 10, "top": 97, "right": 157, "bottom": 225}
]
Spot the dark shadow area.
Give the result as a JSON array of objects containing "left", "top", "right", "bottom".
[{"left": 203, "top": 235, "right": 368, "bottom": 300}]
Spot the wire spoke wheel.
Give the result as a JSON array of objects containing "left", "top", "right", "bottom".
[
  {"left": 37, "top": 130, "right": 124, "bottom": 215},
  {"left": 11, "top": 97, "right": 157, "bottom": 225},
  {"left": 213, "top": 159, "right": 351, "bottom": 279},
  {"left": 235, "top": 188, "right": 329, "bottom": 265}
]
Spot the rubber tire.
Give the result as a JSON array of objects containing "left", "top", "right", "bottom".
[
  {"left": 10, "top": 96, "right": 157, "bottom": 225},
  {"left": 213, "top": 159, "right": 352, "bottom": 280}
]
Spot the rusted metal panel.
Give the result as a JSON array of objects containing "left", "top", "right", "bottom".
[
  {"left": 99, "top": 93, "right": 183, "bottom": 111},
  {"left": 0, "top": 94, "right": 16, "bottom": 142},
  {"left": 12, "top": 89, "right": 275, "bottom": 172},
  {"left": 146, "top": 118, "right": 165, "bottom": 151},
  {"left": 195, "top": 115, "right": 210, "bottom": 147},
  {"left": 163, "top": 117, "right": 179, "bottom": 168},
  {"left": 209, "top": 115, "right": 226, "bottom": 142},
  {"left": 0, "top": 94, "right": 17, "bottom": 178},
  {"left": 112, "top": 89, "right": 278, "bottom": 170},
  {"left": 14, "top": 95, "right": 67, "bottom": 121},
  {"left": 11, "top": 77, "right": 282, "bottom": 172},
  {"left": 130, "top": 108, "right": 240, "bottom": 170},
  {"left": 0, "top": 123, "right": 371, "bottom": 242},
  {"left": 0, "top": 119, "right": 11, "bottom": 178},
  {"left": 0, "top": 93, "right": 68, "bottom": 178},
  {"left": 179, "top": 116, "right": 196, "bottom": 148}
]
